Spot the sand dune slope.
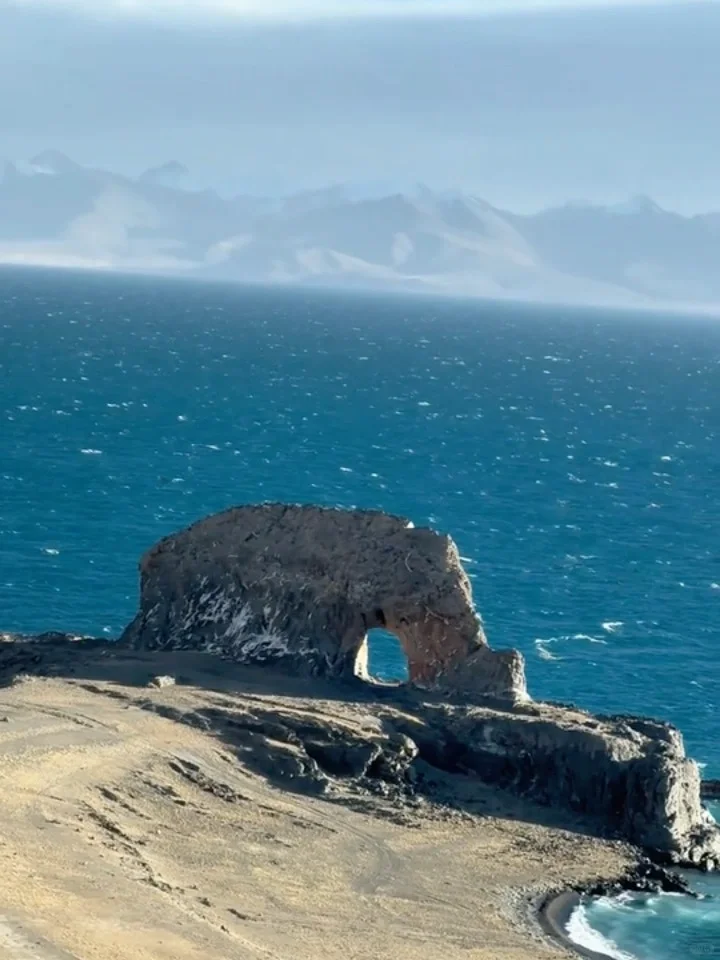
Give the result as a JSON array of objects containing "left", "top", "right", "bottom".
[{"left": 0, "top": 654, "right": 631, "bottom": 960}]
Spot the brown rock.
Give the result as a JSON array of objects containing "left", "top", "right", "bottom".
[{"left": 120, "top": 503, "right": 527, "bottom": 702}]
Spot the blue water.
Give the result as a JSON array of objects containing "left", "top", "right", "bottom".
[
  {"left": 573, "top": 800, "right": 720, "bottom": 959},
  {"left": 571, "top": 870, "right": 720, "bottom": 960},
  {"left": 1, "top": 267, "right": 719, "bottom": 958}
]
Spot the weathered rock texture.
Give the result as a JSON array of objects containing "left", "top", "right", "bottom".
[
  {"left": 398, "top": 701, "right": 720, "bottom": 868},
  {"left": 0, "top": 634, "right": 718, "bottom": 868},
  {"left": 9, "top": 504, "right": 717, "bottom": 870},
  {"left": 120, "top": 503, "right": 527, "bottom": 702}
]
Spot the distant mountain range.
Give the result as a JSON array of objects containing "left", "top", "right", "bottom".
[{"left": 2, "top": 151, "right": 720, "bottom": 310}]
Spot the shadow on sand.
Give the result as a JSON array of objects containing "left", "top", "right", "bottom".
[{"left": 0, "top": 633, "right": 642, "bottom": 847}]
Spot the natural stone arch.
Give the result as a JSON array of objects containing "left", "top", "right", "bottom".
[
  {"left": 121, "top": 503, "right": 527, "bottom": 703},
  {"left": 353, "top": 619, "right": 409, "bottom": 684}
]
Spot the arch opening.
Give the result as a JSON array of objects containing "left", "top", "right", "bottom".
[{"left": 356, "top": 628, "right": 409, "bottom": 685}]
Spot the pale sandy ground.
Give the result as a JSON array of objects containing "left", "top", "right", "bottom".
[{"left": 0, "top": 655, "right": 632, "bottom": 960}]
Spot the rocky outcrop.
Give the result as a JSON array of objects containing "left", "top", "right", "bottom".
[
  {"left": 0, "top": 631, "right": 718, "bottom": 868},
  {"left": 112, "top": 502, "right": 720, "bottom": 866},
  {"left": 579, "top": 859, "right": 695, "bottom": 897},
  {"left": 5, "top": 503, "right": 719, "bottom": 870},
  {"left": 395, "top": 701, "right": 720, "bottom": 868},
  {"left": 120, "top": 503, "right": 527, "bottom": 702}
]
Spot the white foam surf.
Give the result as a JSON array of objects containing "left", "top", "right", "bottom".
[
  {"left": 571, "top": 633, "right": 609, "bottom": 644},
  {"left": 534, "top": 633, "right": 609, "bottom": 659},
  {"left": 566, "top": 901, "right": 639, "bottom": 960},
  {"left": 534, "top": 638, "right": 562, "bottom": 661}
]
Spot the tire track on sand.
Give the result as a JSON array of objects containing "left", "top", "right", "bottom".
[{"left": 0, "top": 915, "right": 76, "bottom": 960}]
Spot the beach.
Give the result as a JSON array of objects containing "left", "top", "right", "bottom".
[{"left": 539, "top": 893, "right": 617, "bottom": 960}]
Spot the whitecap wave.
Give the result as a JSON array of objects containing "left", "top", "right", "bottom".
[
  {"left": 602, "top": 621, "right": 624, "bottom": 633},
  {"left": 534, "top": 633, "right": 610, "bottom": 659},
  {"left": 535, "top": 638, "right": 561, "bottom": 661},
  {"left": 571, "top": 633, "right": 609, "bottom": 644},
  {"left": 566, "top": 902, "right": 639, "bottom": 960}
]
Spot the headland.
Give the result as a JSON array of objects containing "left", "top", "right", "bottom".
[{"left": 0, "top": 504, "right": 716, "bottom": 959}]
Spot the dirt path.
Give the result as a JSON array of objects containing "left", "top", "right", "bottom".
[{"left": 0, "top": 664, "right": 631, "bottom": 960}]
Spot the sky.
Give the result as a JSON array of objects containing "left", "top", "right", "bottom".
[{"left": 1, "top": 0, "right": 719, "bottom": 211}]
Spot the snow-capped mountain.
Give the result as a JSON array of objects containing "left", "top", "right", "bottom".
[{"left": 1, "top": 152, "right": 719, "bottom": 309}]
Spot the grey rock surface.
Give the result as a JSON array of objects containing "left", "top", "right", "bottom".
[
  {"left": 119, "top": 503, "right": 527, "bottom": 702},
  {"left": 0, "top": 634, "right": 717, "bottom": 868},
  {"left": 396, "top": 700, "right": 720, "bottom": 867}
]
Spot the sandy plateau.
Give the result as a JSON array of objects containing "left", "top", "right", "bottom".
[{"left": 0, "top": 648, "right": 633, "bottom": 960}]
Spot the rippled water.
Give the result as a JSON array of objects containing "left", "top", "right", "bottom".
[
  {"left": 570, "top": 800, "right": 720, "bottom": 960},
  {"left": 572, "top": 851, "right": 720, "bottom": 960},
  {"left": 1, "top": 267, "right": 719, "bottom": 958}
]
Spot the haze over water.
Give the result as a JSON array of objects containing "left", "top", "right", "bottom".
[{"left": 1, "top": 267, "right": 718, "bottom": 959}]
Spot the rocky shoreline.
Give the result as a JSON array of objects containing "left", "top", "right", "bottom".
[
  {"left": 112, "top": 503, "right": 720, "bottom": 870},
  {"left": 0, "top": 631, "right": 714, "bottom": 960},
  {"left": 2, "top": 627, "right": 718, "bottom": 869},
  {"left": 1, "top": 503, "right": 718, "bottom": 960},
  {"left": 539, "top": 858, "right": 701, "bottom": 960}
]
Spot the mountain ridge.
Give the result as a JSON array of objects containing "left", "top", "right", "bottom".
[{"left": 1, "top": 152, "right": 719, "bottom": 310}]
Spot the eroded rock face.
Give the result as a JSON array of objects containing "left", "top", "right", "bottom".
[
  {"left": 398, "top": 704, "right": 720, "bottom": 867},
  {"left": 0, "top": 634, "right": 718, "bottom": 867},
  {"left": 119, "top": 503, "right": 527, "bottom": 702}
]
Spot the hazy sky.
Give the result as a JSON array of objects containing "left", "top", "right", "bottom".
[{"left": 1, "top": 0, "right": 719, "bottom": 211}]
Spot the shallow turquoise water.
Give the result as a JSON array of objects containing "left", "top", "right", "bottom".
[
  {"left": 572, "top": 802, "right": 719, "bottom": 960},
  {"left": 573, "top": 857, "right": 720, "bottom": 960},
  {"left": 1, "top": 267, "right": 719, "bottom": 958}
]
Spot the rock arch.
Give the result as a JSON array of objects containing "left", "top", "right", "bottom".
[
  {"left": 354, "top": 625, "right": 409, "bottom": 683},
  {"left": 120, "top": 503, "right": 527, "bottom": 703}
]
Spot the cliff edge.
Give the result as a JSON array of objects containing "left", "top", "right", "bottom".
[{"left": 115, "top": 503, "right": 720, "bottom": 868}]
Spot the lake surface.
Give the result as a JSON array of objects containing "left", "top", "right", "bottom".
[{"left": 1, "top": 267, "right": 718, "bottom": 959}]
